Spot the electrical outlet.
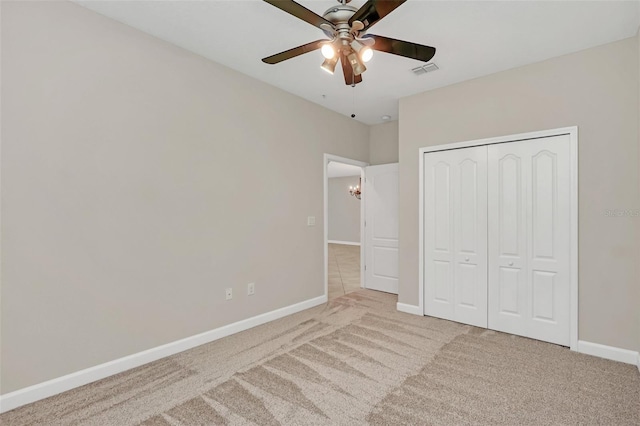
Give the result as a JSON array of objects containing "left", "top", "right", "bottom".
[
  {"left": 225, "top": 288, "right": 233, "bottom": 300},
  {"left": 307, "top": 216, "right": 316, "bottom": 226},
  {"left": 247, "top": 282, "right": 255, "bottom": 296}
]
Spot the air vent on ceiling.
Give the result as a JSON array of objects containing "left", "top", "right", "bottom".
[{"left": 411, "top": 63, "right": 439, "bottom": 76}]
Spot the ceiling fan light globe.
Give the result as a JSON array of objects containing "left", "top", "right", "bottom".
[
  {"left": 350, "top": 39, "right": 372, "bottom": 63},
  {"left": 360, "top": 47, "right": 373, "bottom": 63},
  {"left": 321, "top": 56, "right": 338, "bottom": 74},
  {"left": 347, "top": 52, "right": 366, "bottom": 76},
  {"left": 321, "top": 44, "right": 335, "bottom": 59}
]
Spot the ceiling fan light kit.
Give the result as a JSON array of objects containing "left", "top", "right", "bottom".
[{"left": 262, "top": 0, "right": 436, "bottom": 85}]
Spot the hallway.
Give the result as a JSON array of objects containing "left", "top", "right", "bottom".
[{"left": 328, "top": 243, "right": 360, "bottom": 300}]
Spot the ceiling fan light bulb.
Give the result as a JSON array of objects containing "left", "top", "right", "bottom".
[
  {"left": 321, "top": 44, "right": 335, "bottom": 59},
  {"left": 350, "top": 40, "right": 373, "bottom": 64},
  {"left": 360, "top": 47, "right": 373, "bottom": 63}
]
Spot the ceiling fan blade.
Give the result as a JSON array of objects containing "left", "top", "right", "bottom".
[
  {"left": 357, "top": 37, "right": 375, "bottom": 47},
  {"left": 363, "top": 34, "right": 436, "bottom": 62},
  {"left": 340, "top": 55, "right": 363, "bottom": 86},
  {"left": 262, "top": 39, "right": 327, "bottom": 64},
  {"left": 348, "top": 0, "right": 407, "bottom": 32},
  {"left": 263, "top": 0, "right": 335, "bottom": 30}
]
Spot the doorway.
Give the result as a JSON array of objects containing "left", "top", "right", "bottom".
[{"left": 323, "top": 155, "right": 367, "bottom": 300}]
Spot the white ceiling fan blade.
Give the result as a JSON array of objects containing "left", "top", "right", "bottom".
[
  {"left": 357, "top": 37, "right": 375, "bottom": 46},
  {"left": 351, "top": 20, "right": 365, "bottom": 32},
  {"left": 320, "top": 22, "right": 336, "bottom": 38}
]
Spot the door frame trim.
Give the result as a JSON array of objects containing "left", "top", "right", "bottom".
[
  {"left": 323, "top": 154, "right": 369, "bottom": 299},
  {"left": 418, "top": 126, "right": 579, "bottom": 351}
]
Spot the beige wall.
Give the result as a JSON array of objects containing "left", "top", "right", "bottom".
[
  {"left": 369, "top": 121, "right": 399, "bottom": 165},
  {"left": 399, "top": 37, "right": 640, "bottom": 352},
  {"left": 0, "top": 1, "right": 369, "bottom": 393},
  {"left": 328, "top": 176, "right": 361, "bottom": 243}
]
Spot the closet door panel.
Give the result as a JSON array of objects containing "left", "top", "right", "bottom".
[
  {"left": 527, "top": 137, "right": 571, "bottom": 345},
  {"left": 488, "top": 149, "right": 527, "bottom": 335},
  {"left": 488, "top": 135, "right": 571, "bottom": 346},
  {"left": 424, "top": 146, "right": 487, "bottom": 327},
  {"left": 424, "top": 157, "right": 455, "bottom": 321},
  {"left": 453, "top": 149, "right": 487, "bottom": 327}
]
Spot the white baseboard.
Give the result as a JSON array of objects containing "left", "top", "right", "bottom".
[
  {"left": 637, "top": 353, "right": 640, "bottom": 373},
  {"left": 328, "top": 240, "right": 360, "bottom": 246},
  {"left": 396, "top": 302, "right": 422, "bottom": 316},
  {"left": 0, "top": 294, "right": 328, "bottom": 414},
  {"left": 576, "top": 340, "right": 640, "bottom": 365}
]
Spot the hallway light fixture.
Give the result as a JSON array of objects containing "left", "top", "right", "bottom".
[{"left": 349, "top": 178, "right": 362, "bottom": 200}]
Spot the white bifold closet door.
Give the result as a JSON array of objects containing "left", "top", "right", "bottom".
[
  {"left": 488, "top": 135, "right": 571, "bottom": 346},
  {"left": 424, "top": 146, "right": 488, "bottom": 328}
]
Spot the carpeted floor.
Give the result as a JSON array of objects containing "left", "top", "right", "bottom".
[{"left": 2, "top": 290, "right": 639, "bottom": 425}]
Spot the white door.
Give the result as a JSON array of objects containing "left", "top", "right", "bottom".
[
  {"left": 488, "top": 135, "right": 571, "bottom": 346},
  {"left": 364, "top": 163, "right": 399, "bottom": 294},
  {"left": 423, "top": 146, "right": 488, "bottom": 327}
]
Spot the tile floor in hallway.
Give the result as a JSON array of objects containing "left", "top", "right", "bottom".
[{"left": 328, "top": 243, "right": 361, "bottom": 300}]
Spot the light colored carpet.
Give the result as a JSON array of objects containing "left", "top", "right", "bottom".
[
  {"left": 2, "top": 290, "right": 639, "bottom": 425},
  {"left": 328, "top": 243, "right": 360, "bottom": 300}
]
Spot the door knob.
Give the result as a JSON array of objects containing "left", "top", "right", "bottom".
[
  {"left": 509, "top": 261, "right": 514, "bottom": 266},
  {"left": 465, "top": 257, "right": 470, "bottom": 262}
]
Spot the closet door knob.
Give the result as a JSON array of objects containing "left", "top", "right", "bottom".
[
  {"left": 509, "top": 261, "right": 514, "bottom": 266},
  {"left": 465, "top": 257, "right": 470, "bottom": 262}
]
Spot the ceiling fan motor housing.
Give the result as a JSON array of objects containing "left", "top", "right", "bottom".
[
  {"left": 322, "top": 4, "right": 358, "bottom": 38},
  {"left": 322, "top": 5, "right": 361, "bottom": 59},
  {"left": 323, "top": 5, "right": 358, "bottom": 26}
]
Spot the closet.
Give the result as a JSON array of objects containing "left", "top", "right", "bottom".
[{"left": 423, "top": 133, "right": 573, "bottom": 346}]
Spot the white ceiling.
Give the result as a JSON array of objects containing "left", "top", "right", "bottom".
[
  {"left": 328, "top": 161, "right": 362, "bottom": 178},
  {"left": 75, "top": 0, "right": 639, "bottom": 125}
]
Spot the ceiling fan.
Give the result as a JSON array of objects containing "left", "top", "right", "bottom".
[{"left": 261, "top": 0, "right": 436, "bottom": 85}]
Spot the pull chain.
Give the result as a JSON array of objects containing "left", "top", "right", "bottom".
[{"left": 350, "top": 74, "right": 356, "bottom": 118}]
